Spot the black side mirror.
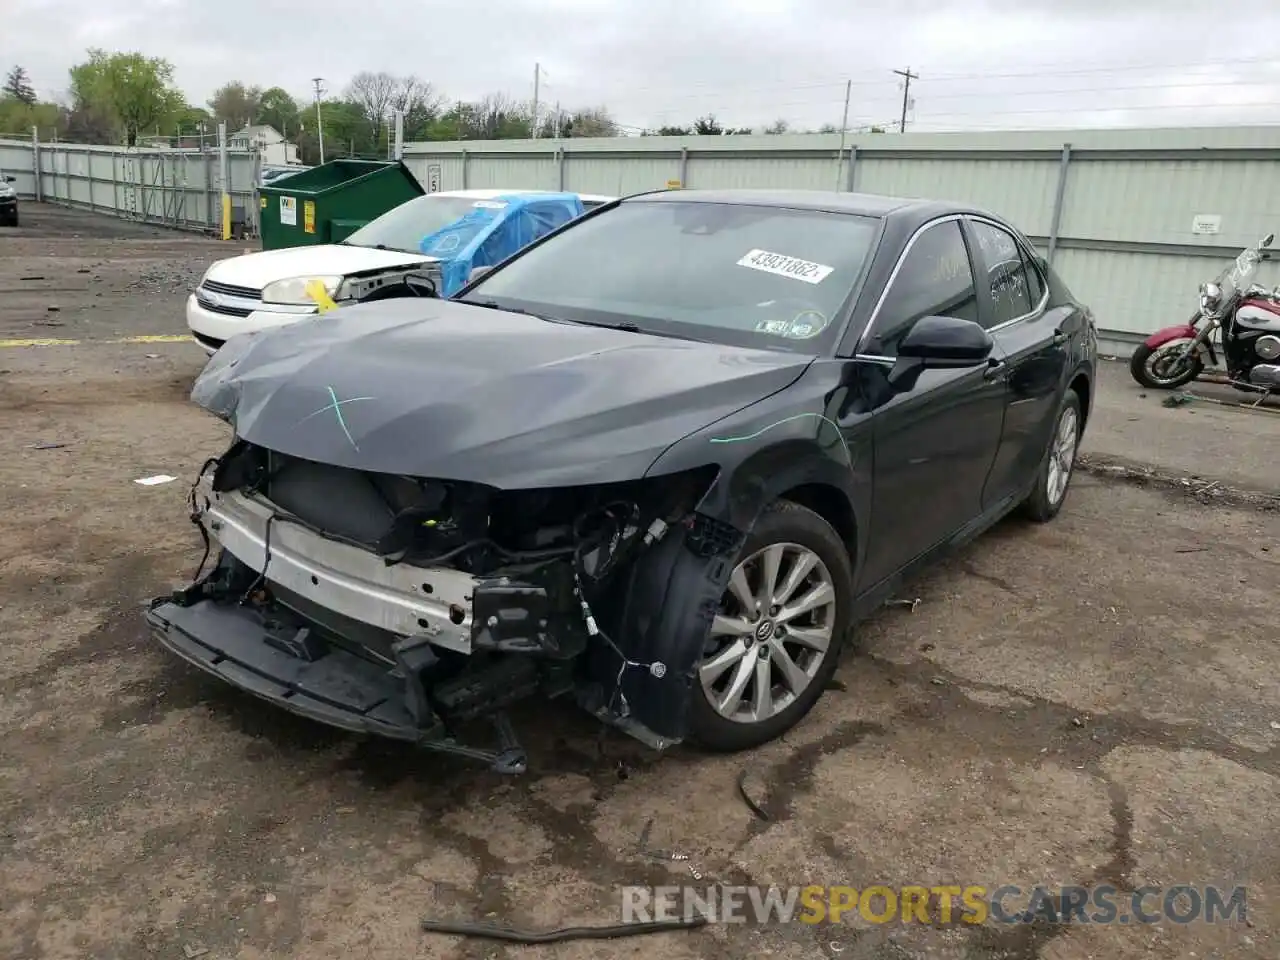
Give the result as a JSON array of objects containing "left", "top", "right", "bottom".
[
  {"left": 887, "top": 315, "right": 994, "bottom": 392},
  {"left": 3, "top": 176, "right": 14, "bottom": 183}
]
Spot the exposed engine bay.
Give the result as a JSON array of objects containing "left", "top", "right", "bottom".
[
  {"left": 344, "top": 265, "right": 442, "bottom": 304},
  {"left": 147, "top": 438, "right": 732, "bottom": 773}
]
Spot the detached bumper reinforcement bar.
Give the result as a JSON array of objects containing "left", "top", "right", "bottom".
[{"left": 146, "top": 598, "right": 528, "bottom": 772}]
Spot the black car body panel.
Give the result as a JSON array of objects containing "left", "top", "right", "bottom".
[
  {"left": 156, "top": 188, "right": 1098, "bottom": 766},
  {"left": 191, "top": 297, "right": 814, "bottom": 488}
]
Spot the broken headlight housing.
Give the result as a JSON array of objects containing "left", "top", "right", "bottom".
[{"left": 261, "top": 275, "right": 344, "bottom": 306}]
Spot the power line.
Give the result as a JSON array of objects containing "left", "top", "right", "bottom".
[
  {"left": 629, "top": 83, "right": 1280, "bottom": 119},
  {"left": 617, "top": 76, "right": 1279, "bottom": 115},
  {"left": 610, "top": 97, "right": 1280, "bottom": 137},
  {"left": 589, "top": 55, "right": 1280, "bottom": 96}
]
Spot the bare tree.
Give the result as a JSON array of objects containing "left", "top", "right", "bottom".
[
  {"left": 462, "top": 93, "right": 531, "bottom": 139},
  {"left": 345, "top": 71, "right": 397, "bottom": 135},
  {"left": 389, "top": 75, "right": 444, "bottom": 136},
  {"left": 563, "top": 106, "right": 618, "bottom": 138}
]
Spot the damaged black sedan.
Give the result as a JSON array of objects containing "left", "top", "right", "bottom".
[{"left": 148, "top": 189, "right": 1097, "bottom": 773}]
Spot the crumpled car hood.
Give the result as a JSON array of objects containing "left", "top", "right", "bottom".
[{"left": 192, "top": 298, "right": 813, "bottom": 488}]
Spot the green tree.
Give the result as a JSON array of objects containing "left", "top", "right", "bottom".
[
  {"left": 295, "top": 100, "right": 376, "bottom": 163},
  {"left": 4, "top": 66, "right": 36, "bottom": 104},
  {"left": 208, "top": 81, "right": 262, "bottom": 132},
  {"left": 257, "top": 87, "right": 300, "bottom": 138},
  {"left": 418, "top": 103, "right": 471, "bottom": 141},
  {"left": 172, "top": 105, "right": 213, "bottom": 138},
  {"left": 692, "top": 114, "right": 724, "bottom": 135},
  {"left": 0, "top": 98, "right": 61, "bottom": 138},
  {"left": 69, "top": 49, "right": 184, "bottom": 145},
  {"left": 411, "top": 94, "right": 531, "bottom": 141}
]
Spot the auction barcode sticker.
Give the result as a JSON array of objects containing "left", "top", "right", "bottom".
[{"left": 736, "top": 249, "right": 835, "bottom": 284}]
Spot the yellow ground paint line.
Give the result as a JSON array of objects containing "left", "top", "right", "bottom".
[{"left": 0, "top": 334, "right": 194, "bottom": 348}]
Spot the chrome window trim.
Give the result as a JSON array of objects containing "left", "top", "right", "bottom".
[
  {"left": 853, "top": 214, "right": 965, "bottom": 353},
  {"left": 854, "top": 212, "right": 1050, "bottom": 353},
  {"left": 966, "top": 215, "right": 1050, "bottom": 332}
]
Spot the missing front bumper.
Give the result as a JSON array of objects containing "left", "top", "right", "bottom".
[{"left": 146, "top": 596, "right": 535, "bottom": 772}]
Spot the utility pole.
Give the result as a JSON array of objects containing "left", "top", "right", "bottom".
[
  {"left": 893, "top": 68, "right": 918, "bottom": 133},
  {"left": 218, "top": 121, "right": 230, "bottom": 241},
  {"left": 311, "top": 77, "right": 326, "bottom": 163},
  {"left": 835, "top": 79, "right": 851, "bottom": 191},
  {"left": 531, "top": 62, "right": 541, "bottom": 138}
]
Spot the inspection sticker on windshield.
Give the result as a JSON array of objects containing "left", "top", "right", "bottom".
[
  {"left": 473, "top": 200, "right": 507, "bottom": 209},
  {"left": 736, "top": 249, "right": 834, "bottom": 284}
]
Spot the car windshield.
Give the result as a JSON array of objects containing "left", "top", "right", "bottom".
[
  {"left": 342, "top": 195, "right": 495, "bottom": 253},
  {"left": 460, "top": 199, "right": 881, "bottom": 352}
]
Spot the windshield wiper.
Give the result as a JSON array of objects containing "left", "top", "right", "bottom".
[
  {"left": 561, "top": 318, "right": 642, "bottom": 333},
  {"left": 464, "top": 299, "right": 553, "bottom": 321}
]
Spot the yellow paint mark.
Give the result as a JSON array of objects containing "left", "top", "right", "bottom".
[
  {"left": 305, "top": 279, "right": 338, "bottom": 313},
  {"left": 221, "top": 193, "right": 232, "bottom": 241},
  {"left": 303, "top": 199, "right": 316, "bottom": 234},
  {"left": 0, "top": 334, "right": 194, "bottom": 349},
  {"left": 0, "top": 337, "right": 82, "bottom": 347}
]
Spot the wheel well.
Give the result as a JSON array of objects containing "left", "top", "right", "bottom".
[
  {"left": 778, "top": 483, "right": 857, "bottom": 554},
  {"left": 1069, "top": 372, "right": 1091, "bottom": 428}
]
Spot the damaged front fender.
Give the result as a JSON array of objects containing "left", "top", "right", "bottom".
[{"left": 602, "top": 365, "right": 867, "bottom": 744}]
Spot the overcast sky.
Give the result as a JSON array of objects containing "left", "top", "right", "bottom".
[{"left": 11, "top": 0, "right": 1280, "bottom": 134}]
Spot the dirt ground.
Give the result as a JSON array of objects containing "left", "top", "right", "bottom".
[{"left": 1, "top": 204, "right": 1278, "bottom": 960}]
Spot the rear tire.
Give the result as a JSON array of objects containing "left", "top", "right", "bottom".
[
  {"left": 1022, "top": 389, "right": 1082, "bottom": 523},
  {"left": 688, "top": 500, "right": 853, "bottom": 752},
  {"left": 1129, "top": 342, "right": 1202, "bottom": 390}
]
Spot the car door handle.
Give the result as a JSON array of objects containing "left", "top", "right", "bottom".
[
  {"left": 1052, "top": 328, "right": 1069, "bottom": 346},
  {"left": 983, "top": 358, "right": 1008, "bottom": 380}
]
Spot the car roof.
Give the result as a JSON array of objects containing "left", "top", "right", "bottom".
[
  {"left": 435, "top": 188, "right": 617, "bottom": 203},
  {"left": 626, "top": 188, "right": 991, "bottom": 224}
]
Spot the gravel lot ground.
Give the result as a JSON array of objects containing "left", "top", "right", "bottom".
[{"left": 2, "top": 205, "right": 1278, "bottom": 960}]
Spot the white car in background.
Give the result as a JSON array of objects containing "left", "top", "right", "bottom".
[{"left": 186, "top": 188, "right": 615, "bottom": 354}]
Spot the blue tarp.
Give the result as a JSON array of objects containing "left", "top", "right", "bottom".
[{"left": 417, "top": 192, "right": 585, "bottom": 297}]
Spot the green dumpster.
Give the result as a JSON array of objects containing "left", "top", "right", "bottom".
[{"left": 256, "top": 160, "right": 423, "bottom": 251}]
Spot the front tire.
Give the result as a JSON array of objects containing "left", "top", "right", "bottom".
[
  {"left": 688, "top": 500, "right": 853, "bottom": 752},
  {"left": 1022, "top": 390, "right": 1082, "bottom": 523},
  {"left": 1129, "top": 341, "right": 1202, "bottom": 390}
]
